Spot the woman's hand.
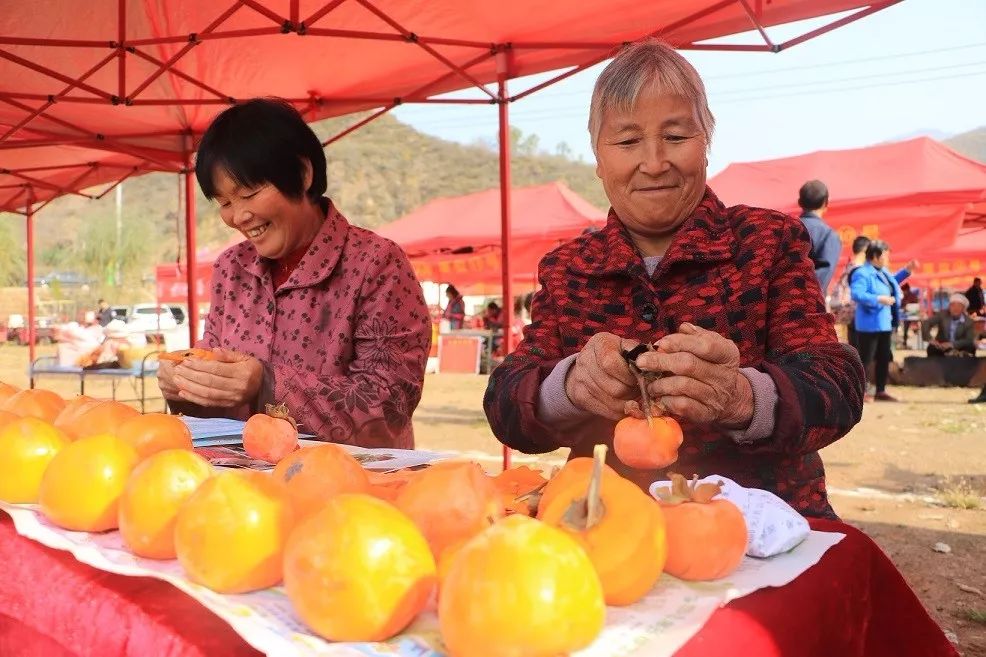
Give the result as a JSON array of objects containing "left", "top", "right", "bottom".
[
  {"left": 877, "top": 295, "right": 895, "bottom": 306},
  {"left": 565, "top": 332, "right": 640, "bottom": 420},
  {"left": 635, "top": 323, "right": 753, "bottom": 428},
  {"left": 170, "top": 348, "right": 264, "bottom": 408},
  {"left": 157, "top": 359, "right": 182, "bottom": 401}
]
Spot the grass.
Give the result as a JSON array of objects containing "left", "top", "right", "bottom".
[
  {"left": 959, "top": 608, "right": 986, "bottom": 625},
  {"left": 937, "top": 479, "right": 984, "bottom": 510}
]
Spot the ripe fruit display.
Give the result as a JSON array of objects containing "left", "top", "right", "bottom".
[
  {"left": 52, "top": 395, "right": 101, "bottom": 437},
  {"left": 284, "top": 494, "right": 436, "bottom": 642},
  {"left": 271, "top": 443, "right": 370, "bottom": 519},
  {"left": 439, "top": 514, "right": 605, "bottom": 657},
  {"left": 540, "top": 444, "right": 667, "bottom": 605},
  {"left": 175, "top": 470, "right": 295, "bottom": 593},
  {"left": 0, "top": 381, "right": 20, "bottom": 405},
  {"left": 2, "top": 388, "right": 65, "bottom": 423},
  {"left": 117, "top": 412, "right": 193, "bottom": 459},
  {"left": 653, "top": 473, "right": 748, "bottom": 581},
  {"left": 38, "top": 433, "right": 140, "bottom": 531},
  {"left": 118, "top": 449, "right": 212, "bottom": 559},
  {"left": 492, "top": 465, "right": 547, "bottom": 516},
  {"left": 0, "top": 417, "right": 71, "bottom": 503},
  {"left": 242, "top": 403, "right": 299, "bottom": 464},
  {"left": 395, "top": 461, "right": 504, "bottom": 558},
  {"left": 71, "top": 400, "right": 140, "bottom": 440},
  {"left": 613, "top": 415, "right": 683, "bottom": 469},
  {"left": 536, "top": 456, "right": 619, "bottom": 518}
]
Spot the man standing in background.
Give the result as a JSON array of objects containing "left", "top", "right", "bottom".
[{"left": 798, "top": 179, "right": 843, "bottom": 302}]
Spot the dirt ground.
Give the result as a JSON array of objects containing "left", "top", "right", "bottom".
[{"left": 3, "top": 344, "right": 985, "bottom": 655}]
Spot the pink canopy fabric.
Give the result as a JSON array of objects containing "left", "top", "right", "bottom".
[
  {"left": 709, "top": 138, "right": 986, "bottom": 268},
  {"left": 1, "top": 0, "right": 899, "bottom": 212}
]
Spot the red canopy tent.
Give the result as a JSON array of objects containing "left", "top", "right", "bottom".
[
  {"left": 377, "top": 181, "right": 605, "bottom": 286},
  {"left": 708, "top": 137, "right": 986, "bottom": 272}
]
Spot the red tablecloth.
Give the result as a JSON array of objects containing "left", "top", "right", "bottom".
[{"left": 0, "top": 512, "right": 957, "bottom": 657}]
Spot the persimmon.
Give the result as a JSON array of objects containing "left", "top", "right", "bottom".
[
  {"left": 117, "top": 412, "right": 193, "bottom": 459},
  {"left": 38, "top": 434, "right": 140, "bottom": 531},
  {"left": 613, "top": 415, "right": 683, "bottom": 469},
  {"left": 157, "top": 347, "right": 218, "bottom": 363},
  {"left": 175, "top": 470, "right": 295, "bottom": 593},
  {"left": 653, "top": 473, "right": 748, "bottom": 581},
  {"left": 395, "top": 461, "right": 504, "bottom": 559},
  {"left": 284, "top": 494, "right": 436, "bottom": 642},
  {"left": 439, "top": 514, "right": 605, "bottom": 657},
  {"left": 2, "top": 388, "right": 65, "bottom": 423},
  {"left": 0, "top": 417, "right": 71, "bottom": 503},
  {"left": 536, "top": 457, "right": 619, "bottom": 518},
  {"left": 53, "top": 395, "right": 101, "bottom": 437},
  {"left": 72, "top": 400, "right": 140, "bottom": 440},
  {"left": 366, "top": 468, "right": 420, "bottom": 503},
  {"left": 492, "top": 465, "right": 547, "bottom": 516},
  {"left": 242, "top": 403, "right": 298, "bottom": 463},
  {"left": 271, "top": 443, "right": 370, "bottom": 519},
  {"left": 540, "top": 444, "right": 667, "bottom": 605},
  {"left": 0, "top": 381, "right": 20, "bottom": 405},
  {"left": 118, "top": 449, "right": 212, "bottom": 559},
  {"left": 0, "top": 410, "right": 20, "bottom": 430}
]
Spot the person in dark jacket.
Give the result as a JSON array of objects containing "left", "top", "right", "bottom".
[
  {"left": 798, "top": 179, "right": 842, "bottom": 301},
  {"left": 483, "top": 39, "right": 864, "bottom": 520}
]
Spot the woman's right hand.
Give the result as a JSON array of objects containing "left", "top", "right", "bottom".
[
  {"left": 564, "top": 332, "right": 640, "bottom": 420},
  {"left": 877, "top": 295, "right": 895, "bottom": 306},
  {"left": 156, "top": 359, "right": 182, "bottom": 401}
]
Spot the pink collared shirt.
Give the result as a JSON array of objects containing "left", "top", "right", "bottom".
[{"left": 183, "top": 200, "right": 431, "bottom": 448}]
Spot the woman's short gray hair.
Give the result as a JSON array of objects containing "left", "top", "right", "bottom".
[{"left": 588, "top": 39, "right": 715, "bottom": 155}]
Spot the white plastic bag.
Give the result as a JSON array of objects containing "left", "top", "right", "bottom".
[{"left": 649, "top": 475, "right": 809, "bottom": 558}]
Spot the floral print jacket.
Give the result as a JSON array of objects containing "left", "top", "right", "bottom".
[
  {"left": 484, "top": 187, "right": 865, "bottom": 518},
  {"left": 186, "top": 200, "right": 430, "bottom": 448}
]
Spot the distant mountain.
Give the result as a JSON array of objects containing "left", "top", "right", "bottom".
[
  {"left": 887, "top": 128, "right": 954, "bottom": 142},
  {"left": 944, "top": 127, "right": 986, "bottom": 163}
]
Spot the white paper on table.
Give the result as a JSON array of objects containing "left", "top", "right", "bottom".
[{"left": 0, "top": 502, "right": 842, "bottom": 657}]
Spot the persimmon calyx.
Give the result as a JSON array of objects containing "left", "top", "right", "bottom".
[
  {"left": 652, "top": 473, "right": 723, "bottom": 506},
  {"left": 560, "top": 444, "right": 608, "bottom": 532},
  {"left": 264, "top": 402, "right": 299, "bottom": 431}
]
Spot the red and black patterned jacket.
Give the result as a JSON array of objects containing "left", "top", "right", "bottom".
[{"left": 484, "top": 187, "right": 864, "bottom": 519}]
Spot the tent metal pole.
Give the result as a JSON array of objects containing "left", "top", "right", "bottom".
[
  {"left": 184, "top": 154, "right": 199, "bottom": 347},
  {"left": 25, "top": 187, "right": 36, "bottom": 366},
  {"left": 497, "top": 56, "right": 513, "bottom": 471}
]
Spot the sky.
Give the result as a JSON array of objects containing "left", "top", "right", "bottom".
[{"left": 392, "top": 0, "right": 986, "bottom": 175}]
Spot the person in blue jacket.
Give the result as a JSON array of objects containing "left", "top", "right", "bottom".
[{"left": 850, "top": 239, "right": 902, "bottom": 402}]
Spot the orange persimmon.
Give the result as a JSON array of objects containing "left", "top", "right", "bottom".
[
  {"left": 536, "top": 457, "right": 619, "bottom": 518},
  {"left": 0, "top": 417, "right": 71, "bottom": 503},
  {"left": 53, "top": 395, "right": 101, "bottom": 437},
  {"left": 242, "top": 403, "right": 298, "bottom": 464},
  {"left": 71, "top": 400, "right": 140, "bottom": 440},
  {"left": 2, "top": 388, "right": 65, "bottom": 423},
  {"left": 271, "top": 444, "right": 370, "bottom": 519},
  {"left": 613, "top": 415, "right": 683, "bottom": 470},
  {"left": 157, "top": 347, "right": 218, "bottom": 363},
  {"left": 653, "top": 473, "right": 748, "bottom": 581},
  {"left": 492, "top": 465, "right": 547, "bottom": 516},
  {"left": 117, "top": 412, "right": 193, "bottom": 459},
  {"left": 540, "top": 444, "right": 667, "bottom": 606},
  {"left": 0, "top": 381, "right": 20, "bottom": 405}
]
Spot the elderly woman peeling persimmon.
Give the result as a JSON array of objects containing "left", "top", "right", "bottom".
[{"left": 483, "top": 40, "right": 865, "bottom": 519}]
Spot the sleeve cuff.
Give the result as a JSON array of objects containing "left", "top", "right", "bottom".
[
  {"left": 727, "top": 367, "right": 778, "bottom": 444},
  {"left": 536, "top": 353, "right": 593, "bottom": 426}
]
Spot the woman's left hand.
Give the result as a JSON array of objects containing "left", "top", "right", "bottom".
[
  {"left": 634, "top": 323, "right": 754, "bottom": 428},
  {"left": 171, "top": 348, "right": 264, "bottom": 408}
]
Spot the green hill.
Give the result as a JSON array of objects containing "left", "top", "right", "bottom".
[
  {"left": 0, "top": 114, "right": 606, "bottom": 301},
  {"left": 944, "top": 126, "right": 986, "bottom": 163}
]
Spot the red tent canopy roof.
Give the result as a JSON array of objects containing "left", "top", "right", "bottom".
[
  {"left": 377, "top": 181, "right": 605, "bottom": 254},
  {"left": 709, "top": 137, "right": 986, "bottom": 217},
  {"left": 0, "top": 0, "right": 900, "bottom": 213}
]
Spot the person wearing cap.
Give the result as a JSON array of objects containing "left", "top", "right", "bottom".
[
  {"left": 797, "top": 180, "right": 842, "bottom": 301},
  {"left": 922, "top": 293, "right": 976, "bottom": 357}
]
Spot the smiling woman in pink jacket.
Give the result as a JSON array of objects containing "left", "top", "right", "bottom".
[{"left": 158, "top": 99, "right": 431, "bottom": 448}]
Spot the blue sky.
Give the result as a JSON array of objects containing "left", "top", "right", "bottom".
[{"left": 393, "top": 0, "right": 986, "bottom": 175}]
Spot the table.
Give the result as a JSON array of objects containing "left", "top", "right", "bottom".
[
  {"left": 29, "top": 354, "right": 164, "bottom": 413},
  {"left": 0, "top": 512, "right": 957, "bottom": 657}
]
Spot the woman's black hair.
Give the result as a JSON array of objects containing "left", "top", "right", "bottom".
[
  {"left": 865, "top": 239, "right": 890, "bottom": 261},
  {"left": 195, "top": 98, "right": 327, "bottom": 201},
  {"left": 446, "top": 285, "right": 460, "bottom": 297}
]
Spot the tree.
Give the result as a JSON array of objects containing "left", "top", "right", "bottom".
[{"left": 0, "top": 218, "right": 25, "bottom": 285}]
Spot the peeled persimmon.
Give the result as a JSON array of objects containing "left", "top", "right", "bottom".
[
  {"left": 118, "top": 413, "right": 193, "bottom": 459},
  {"left": 613, "top": 415, "right": 683, "bottom": 469},
  {"left": 118, "top": 449, "right": 212, "bottom": 559},
  {"left": 395, "top": 461, "right": 504, "bottom": 559},
  {"left": 242, "top": 403, "right": 298, "bottom": 464},
  {"left": 72, "top": 400, "right": 140, "bottom": 440},
  {"left": 284, "top": 494, "right": 436, "bottom": 642},
  {"left": 653, "top": 473, "right": 748, "bottom": 581},
  {"left": 175, "top": 470, "right": 295, "bottom": 593},
  {"left": 2, "top": 388, "right": 65, "bottom": 423},
  {"left": 271, "top": 444, "right": 370, "bottom": 519},
  {"left": 38, "top": 433, "right": 139, "bottom": 531},
  {"left": 0, "top": 417, "right": 70, "bottom": 503},
  {"left": 157, "top": 347, "right": 218, "bottom": 363},
  {"left": 492, "top": 465, "right": 547, "bottom": 516},
  {"left": 439, "top": 514, "right": 605, "bottom": 657},
  {"left": 536, "top": 457, "right": 620, "bottom": 518}
]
